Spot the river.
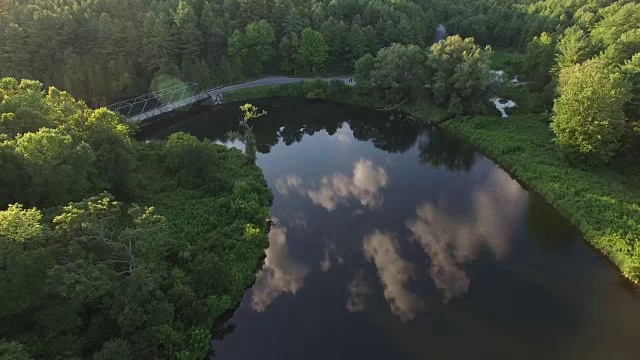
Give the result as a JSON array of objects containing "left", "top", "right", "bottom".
[{"left": 141, "top": 97, "right": 640, "bottom": 360}]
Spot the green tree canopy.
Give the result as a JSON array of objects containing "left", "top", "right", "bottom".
[
  {"left": 297, "top": 28, "right": 329, "bottom": 75},
  {"left": 555, "top": 26, "right": 594, "bottom": 72},
  {"left": 425, "top": 35, "right": 492, "bottom": 114},
  {"left": 228, "top": 20, "right": 275, "bottom": 77},
  {"left": 355, "top": 43, "right": 426, "bottom": 105},
  {"left": 0, "top": 81, "right": 272, "bottom": 358},
  {"left": 551, "top": 59, "right": 630, "bottom": 161},
  {"left": 523, "top": 32, "right": 555, "bottom": 90}
]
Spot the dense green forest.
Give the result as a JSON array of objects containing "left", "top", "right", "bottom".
[
  {"left": 1, "top": 0, "right": 640, "bottom": 358},
  {"left": 0, "top": 0, "right": 436, "bottom": 104},
  {"left": 0, "top": 0, "right": 580, "bottom": 105},
  {"left": 0, "top": 78, "right": 272, "bottom": 358},
  {"left": 351, "top": 0, "right": 640, "bottom": 165}
]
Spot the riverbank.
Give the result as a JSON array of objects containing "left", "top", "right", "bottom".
[
  {"left": 223, "top": 83, "right": 640, "bottom": 284},
  {"left": 221, "top": 80, "right": 451, "bottom": 123},
  {"left": 442, "top": 115, "right": 640, "bottom": 283}
]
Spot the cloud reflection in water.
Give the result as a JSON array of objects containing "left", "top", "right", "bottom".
[
  {"left": 251, "top": 219, "right": 310, "bottom": 312},
  {"left": 274, "top": 159, "right": 389, "bottom": 211},
  {"left": 275, "top": 175, "right": 303, "bottom": 196},
  {"left": 406, "top": 168, "right": 527, "bottom": 301},
  {"left": 363, "top": 231, "right": 424, "bottom": 321}
]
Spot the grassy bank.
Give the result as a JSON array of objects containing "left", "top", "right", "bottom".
[
  {"left": 441, "top": 115, "right": 640, "bottom": 282},
  {"left": 222, "top": 80, "right": 367, "bottom": 106},
  {"left": 222, "top": 81, "right": 451, "bottom": 123},
  {"left": 223, "top": 81, "right": 640, "bottom": 283}
]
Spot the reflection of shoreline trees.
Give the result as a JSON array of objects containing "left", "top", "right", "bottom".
[
  {"left": 224, "top": 98, "right": 422, "bottom": 154},
  {"left": 148, "top": 99, "right": 478, "bottom": 173},
  {"left": 417, "top": 127, "right": 476, "bottom": 172}
]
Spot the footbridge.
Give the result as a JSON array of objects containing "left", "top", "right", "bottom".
[{"left": 107, "top": 76, "right": 354, "bottom": 123}]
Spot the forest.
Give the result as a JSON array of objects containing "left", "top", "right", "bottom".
[
  {"left": 0, "top": 79, "right": 272, "bottom": 359},
  {"left": 1, "top": 0, "right": 640, "bottom": 359},
  {"left": 0, "top": 0, "right": 576, "bottom": 105}
]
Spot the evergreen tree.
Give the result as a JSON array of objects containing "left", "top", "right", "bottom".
[
  {"left": 555, "top": 26, "right": 594, "bottom": 72},
  {"left": 278, "top": 34, "right": 300, "bottom": 74},
  {"left": 175, "top": 1, "right": 203, "bottom": 65},
  {"left": 523, "top": 32, "right": 555, "bottom": 90}
]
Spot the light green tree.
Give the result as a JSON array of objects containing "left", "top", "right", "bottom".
[
  {"left": 523, "top": 32, "right": 555, "bottom": 90},
  {"left": 239, "top": 103, "right": 267, "bottom": 163},
  {"left": 228, "top": 20, "right": 275, "bottom": 77},
  {"left": 551, "top": 59, "right": 630, "bottom": 161},
  {"left": 554, "top": 26, "right": 594, "bottom": 72},
  {"left": 297, "top": 28, "right": 329, "bottom": 75},
  {"left": 0, "top": 204, "right": 42, "bottom": 244}
]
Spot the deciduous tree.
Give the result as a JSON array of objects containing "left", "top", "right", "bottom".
[
  {"left": 426, "top": 35, "right": 492, "bottom": 114},
  {"left": 551, "top": 60, "right": 630, "bottom": 161},
  {"left": 297, "top": 28, "right": 329, "bottom": 75}
]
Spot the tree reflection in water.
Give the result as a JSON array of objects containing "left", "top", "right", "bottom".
[{"left": 417, "top": 126, "right": 476, "bottom": 172}]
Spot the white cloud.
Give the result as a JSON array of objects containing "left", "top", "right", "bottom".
[
  {"left": 275, "top": 175, "right": 303, "bottom": 195},
  {"left": 251, "top": 219, "right": 310, "bottom": 312},
  {"left": 307, "top": 159, "right": 388, "bottom": 211},
  {"left": 336, "top": 131, "right": 352, "bottom": 145},
  {"left": 363, "top": 231, "right": 423, "bottom": 321},
  {"left": 272, "top": 159, "right": 388, "bottom": 211},
  {"left": 406, "top": 168, "right": 527, "bottom": 302}
]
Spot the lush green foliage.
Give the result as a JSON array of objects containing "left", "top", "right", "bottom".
[
  {"left": 551, "top": 60, "right": 630, "bottom": 161},
  {"left": 229, "top": 20, "right": 276, "bottom": 77},
  {"left": 426, "top": 35, "right": 492, "bottom": 115},
  {"left": 0, "top": 0, "right": 440, "bottom": 102},
  {"left": 297, "top": 28, "right": 330, "bottom": 75},
  {"left": 0, "top": 79, "right": 272, "bottom": 359},
  {"left": 354, "top": 35, "right": 492, "bottom": 114},
  {"left": 355, "top": 43, "right": 426, "bottom": 105},
  {"left": 523, "top": 32, "right": 555, "bottom": 90},
  {"left": 442, "top": 115, "right": 640, "bottom": 282},
  {"left": 2, "top": 2, "right": 640, "bottom": 354},
  {"left": 555, "top": 26, "right": 596, "bottom": 71}
]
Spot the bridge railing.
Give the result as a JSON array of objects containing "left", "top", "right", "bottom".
[{"left": 107, "top": 82, "right": 201, "bottom": 121}]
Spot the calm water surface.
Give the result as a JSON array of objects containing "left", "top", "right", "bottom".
[{"left": 143, "top": 97, "right": 640, "bottom": 360}]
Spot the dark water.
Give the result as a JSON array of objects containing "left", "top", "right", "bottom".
[{"left": 142, "top": 97, "right": 640, "bottom": 360}]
